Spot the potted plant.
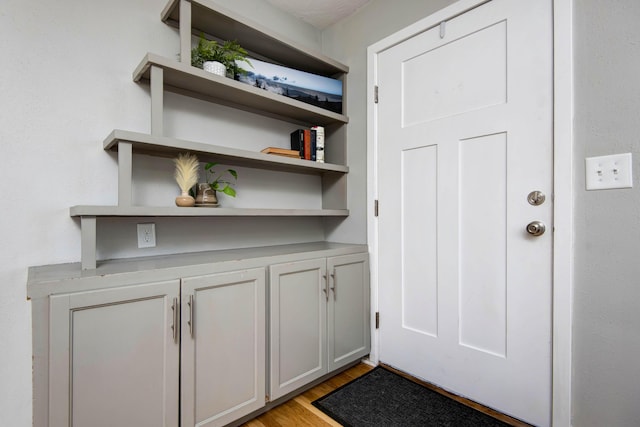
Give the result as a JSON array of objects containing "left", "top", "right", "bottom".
[
  {"left": 191, "top": 34, "right": 252, "bottom": 79},
  {"left": 195, "top": 162, "right": 238, "bottom": 206}
]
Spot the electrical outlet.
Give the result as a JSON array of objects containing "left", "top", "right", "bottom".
[
  {"left": 585, "top": 153, "right": 633, "bottom": 190},
  {"left": 137, "top": 223, "right": 156, "bottom": 248}
]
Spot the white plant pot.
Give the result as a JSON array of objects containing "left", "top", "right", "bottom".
[{"left": 203, "top": 61, "right": 226, "bottom": 76}]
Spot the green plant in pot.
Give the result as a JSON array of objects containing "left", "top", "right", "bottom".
[
  {"left": 206, "top": 162, "right": 238, "bottom": 195},
  {"left": 194, "top": 162, "right": 237, "bottom": 206},
  {"left": 191, "top": 34, "right": 252, "bottom": 79}
]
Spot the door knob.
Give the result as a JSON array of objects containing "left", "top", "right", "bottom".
[{"left": 526, "top": 221, "right": 546, "bottom": 236}]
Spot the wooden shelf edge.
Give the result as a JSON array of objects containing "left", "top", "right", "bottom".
[
  {"left": 132, "top": 53, "right": 349, "bottom": 127},
  {"left": 70, "top": 206, "right": 349, "bottom": 218},
  {"left": 103, "top": 130, "right": 349, "bottom": 174}
]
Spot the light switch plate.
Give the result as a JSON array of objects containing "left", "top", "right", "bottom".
[
  {"left": 137, "top": 223, "right": 156, "bottom": 248},
  {"left": 585, "top": 153, "right": 633, "bottom": 190}
]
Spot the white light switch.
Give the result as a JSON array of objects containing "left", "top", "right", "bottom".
[{"left": 585, "top": 153, "right": 633, "bottom": 190}]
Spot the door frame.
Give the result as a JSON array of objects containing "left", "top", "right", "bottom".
[{"left": 366, "top": 1, "right": 574, "bottom": 425}]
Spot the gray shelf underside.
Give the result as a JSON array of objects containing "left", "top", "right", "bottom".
[{"left": 104, "top": 129, "right": 349, "bottom": 175}]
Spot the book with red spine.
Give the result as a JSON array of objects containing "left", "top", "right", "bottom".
[{"left": 303, "top": 129, "right": 311, "bottom": 160}]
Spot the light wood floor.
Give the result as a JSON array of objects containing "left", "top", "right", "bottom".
[{"left": 241, "top": 363, "right": 531, "bottom": 427}]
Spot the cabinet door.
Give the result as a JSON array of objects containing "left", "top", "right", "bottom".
[
  {"left": 49, "top": 280, "right": 180, "bottom": 427},
  {"left": 327, "top": 253, "right": 371, "bottom": 371},
  {"left": 269, "top": 258, "right": 327, "bottom": 400},
  {"left": 181, "top": 269, "right": 266, "bottom": 427}
]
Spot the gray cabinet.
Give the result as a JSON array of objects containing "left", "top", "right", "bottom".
[
  {"left": 269, "top": 253, "right": 370, "bottom": 400},
  {"left": 46, "top": 270, "right": 266, "bottom": 427},
  {"left": 181, "top": 269, "right": 266, "bottom": 427},
  {"left": 327, "top": 253, "right": 370, "bottom": 371},
  {"left": 48, "top": 280, "right": 181, "bottom": 427},
  {"left": 29, "top": 243, "right": 368, "bottom": 426},
  {"left": 269, "top": 258, "right": 327, "bottom": 400}
]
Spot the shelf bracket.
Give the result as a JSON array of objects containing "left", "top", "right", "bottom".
[
  {"left": 80, "top": 216, "right": 97, "bottom": 270},
  {"left": 118, "top": 141, "right": 133, "bottom": 207},
  {"left": 179, "top": 0, "right": 192, "bottom": 65},
  {"left": 150, "top": 65, "right": 164, "bottom": 136}
]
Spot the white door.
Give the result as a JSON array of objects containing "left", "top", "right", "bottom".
[{"left": 376, "top": 1, "right": 553, "bottom": 425}]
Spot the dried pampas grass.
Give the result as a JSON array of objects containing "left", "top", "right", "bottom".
[{"left": 174, "top": 153, "right": 199, "bottom": 192}]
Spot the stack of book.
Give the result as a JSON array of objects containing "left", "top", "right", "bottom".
[{"left": 289, "top": 126, "right": 325, "bottom": 163}]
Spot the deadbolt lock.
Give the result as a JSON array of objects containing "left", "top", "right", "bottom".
[{"left": 527, "top": 191, "right": 546, "bottom": 206}]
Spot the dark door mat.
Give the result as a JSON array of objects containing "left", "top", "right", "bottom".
[{"left": 312, "top": 366, "right": 512, "bottom": 427}]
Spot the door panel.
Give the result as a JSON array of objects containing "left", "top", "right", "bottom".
[
  {"left": 459, "top": 132, "right": 507, "bottom": 356},
  {"left": 49, "top": 281, "right": 180, "bottom": 427},
  {"left": 402, "top": 20, "right": 507, "bottom": 126},
  {"left": 327, "top": 253, "right": 370, "bottom": 370},
  {"left": 181, "top": 269, "right": 266, "bottom": 427},
  {"left": 269, "top": 259, "right": 327, "bottom": 400},
  {"left": 401, "top": 145, "right": 438, "bottom": 336},
  {"left": 376, "top": 1, "right": 553, "bottom": 425}
]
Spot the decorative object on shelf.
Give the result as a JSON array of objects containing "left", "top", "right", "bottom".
[
  {"left": 191, "top": 34, "right": 252, "bottom": 79},
  {"left": 238, "top": 58, "right": 343, "bottom": 114},
  {"left": 261, "top": 147, "right": 300, "bottom": 158},
  {"left": 194, "top": 162, "right": 238, "bottom": 208},
  {"left": 203, "top": 61, "right": 226, "bottom": 76},
  {"left": 173, "top": 153, "right": 199, "bottom": 207},
  {"left": 290, "top": 125, "right": 325, "bottom": 162},
  {"left": 311, "top": 126, "right": 325, "bottom": 163},
  {"left": 195, "top": 183, "right": 218, "bottom": 206}
]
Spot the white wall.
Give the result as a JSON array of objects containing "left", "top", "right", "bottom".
[
  {"left": 572, "top": 0, "right": 640, "bottom": 425},
  {"left": 0, "top": 0, "right": 326, "bottom": 424}
]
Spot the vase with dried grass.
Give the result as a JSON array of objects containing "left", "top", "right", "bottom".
[{"left": 174, "top": 153, "right": 199, "bottom": 207}]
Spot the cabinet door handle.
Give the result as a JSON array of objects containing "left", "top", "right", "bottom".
[
  {"left": 188, "top": 294, "right": 194, "bottom": 338},
  {"left": 330, "top": 270, "right": 336, "bottom": 300},
  {"left": 171, "top": 297, "right": 179, "bottom": 344},
  {"left": 322, "top": 274, "right": 328, "bottom": 301}
]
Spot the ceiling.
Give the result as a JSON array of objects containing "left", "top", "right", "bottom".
[{"left": 265, "top": 0, "right": 372, "bottom": 29}]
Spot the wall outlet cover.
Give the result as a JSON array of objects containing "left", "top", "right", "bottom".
[
  {"left": 137, "top": 223, "right": 156, "bottom": 248},
  {"left": 585, "top": 153, "right": 633, "bottom": 190}
]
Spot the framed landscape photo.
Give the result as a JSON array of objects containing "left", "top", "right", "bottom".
[{"left": 237, "top": 58, "right": 343, "bottom": 114}]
